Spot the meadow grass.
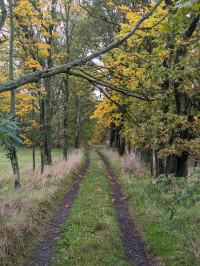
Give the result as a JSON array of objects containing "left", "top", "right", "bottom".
[
  {"left": 0, "top": 148, "right": 84, "bottom": 265},
  {"left": 0, "top": 148, "right": 62, "bottom": 177},
  {"left": 53, "top": 150, "right": 130, "bottom": 266},
  {"left": 102, "top": 148, "right": 200, "bottom": 265}
]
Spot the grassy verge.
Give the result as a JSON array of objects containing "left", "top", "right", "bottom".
[
  {"left": 102, "top": 149, "right": 200, "bottom": 265},
  {"left": 53, "top": 150, "right": 130, "bottom": 265},
  {"left": 0, "top": 149, "right": 84, "bottom": 265}
]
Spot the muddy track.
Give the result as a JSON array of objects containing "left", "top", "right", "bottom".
[
  {"left": 24, "top": 154, "right": 90, "bottom": 266},
  {"left": 98, "top": 152, "right": 153, "bottom": 266}
]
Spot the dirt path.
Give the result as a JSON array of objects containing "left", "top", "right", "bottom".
[
  {"left": 98, "top": 152, "right": 153, "bottom": 266},
  {"left": 24, "top": 155, "right": 90, "bottom": 266}
]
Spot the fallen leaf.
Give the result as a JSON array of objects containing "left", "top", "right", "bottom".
[
  {"left": 64, "top": 205, "right": 69, "bottom": 208},
  {"left": 112, "top": 199, "right": 115, "bottom": 202},
  {"left": 120, "top": 197, "right": 127, "bottom": 200},
  {"left": 95, "top": 188, "right": 102, "bottom": 192},
  {"left": 105, "top": 196, "right": 109, "bottom": 200}
]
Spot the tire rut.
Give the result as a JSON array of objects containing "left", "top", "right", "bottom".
[
  {"left": 98, "top": 152, "right": 154, "bottom": 266},
  {"left": 24, "top": 154, "right": 90, "bottom": 266}
]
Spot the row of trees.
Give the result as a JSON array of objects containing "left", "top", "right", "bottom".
[
  {"left": 0, "top": 0, "right": 199, "bottom": 187},
  {"left": 91, "top": 0, "right": 200, "bottom": 177}
]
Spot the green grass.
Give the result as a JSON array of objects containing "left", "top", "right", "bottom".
[
  {"left": 0, "top": 148, "right": 63, "bottom": 176},
  {"left": 102, "top": 151, "right": 200, "bottom": 265},
  {"left": 53, "top": 150, "right": 130, "bottom": 266}
]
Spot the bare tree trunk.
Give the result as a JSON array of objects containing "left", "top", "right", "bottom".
[
  {"left": 128, "top": 140, "right": 131, "bottom": 154},
  {"left": 9, "top": 0, "right": 20, "bottom": 188},
  {"left": 44, "top": 77, "right": 52, "bottom": 165},
  {"left": 39, "top": 93, "right": 45, "bottom": 174},
  {"left": 75, "top": 96, "right": 81, "bottom": 149},
  {"left": 43, "top": 0, "right": 57, "bottom": 165},
  {"left": 62, "top": 75, "right": 69, "bottom": 160},
  {"left": 110, "top": 122, "right": 116, "bottom": 148},
  {"left": 32, "top": 99, "right": 36, "bottom": 170},
  {"left": 155, "top": 150, "right": 165, "bottom": 177}
]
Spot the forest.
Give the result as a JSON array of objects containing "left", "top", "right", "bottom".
[{"left": 0, "top": 0, "right": 200, "bottom": 265}]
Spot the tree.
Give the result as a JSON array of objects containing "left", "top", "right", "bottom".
[
  {"left": 0, "top": 0, "right": 164, "bottom": 93},
  {"left": 8, "top": 0, "right": 21, "bottom": 188},
  {"left": 90, "top": 0, "right": 200, "bottom": 178}
]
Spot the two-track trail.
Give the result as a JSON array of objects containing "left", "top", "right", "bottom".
[
  {"left": 24, "top": 154, "right": 90, "bottom": 266},
  {"left": 24, "top": 149, "right": 154, "bottom": 265},
  {"left": 98, "top": 152, "right": 153, "bottom": 266}
]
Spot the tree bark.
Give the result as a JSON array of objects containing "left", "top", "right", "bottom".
[
  {"left": 128, "top": 140, "right": 131, "bottom": 154},
  {"left": 118, "top": 135, "right": 125, "bottom": 156},
  {"left": 62, "top": 75, "right": 69, "bottom": 160},
  {"left": 44, "top": 77, "right": 52, "bottom": 165},
  {"left": 32, "top": 99, "right": 36, "bottom": 170},
  {"left": 110, "top": 122, "right": 116, "bottom": 148},
  {"left": 39, "top": 93, "right": 45, "bottom": 174},
  {"left": 9, "top": 0, "right": 21, "bottom": 188},
  {"left": 75, "top": 96, "right": 81, "bottom": 149},
  {"left": 140, "top": 143, "right": 151, "bottom": 165},
  {"left": 155, "top": 150, "right": 165, "bottom": 177}
]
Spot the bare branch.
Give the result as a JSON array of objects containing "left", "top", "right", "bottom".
[{"left": 68, "top": 69, "right": 151, "bottom": 101}]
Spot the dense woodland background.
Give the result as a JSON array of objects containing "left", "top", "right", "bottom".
[{"left": 0, "top": 0, "right": 199, "bottom": 186}]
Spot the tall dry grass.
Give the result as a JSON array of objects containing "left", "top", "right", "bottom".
[
  {"left": 0, "top": 149, "right": 83, "bottom": 265},
  {"left": 102, "top": 149, "right": 148, "bottom": 176}
]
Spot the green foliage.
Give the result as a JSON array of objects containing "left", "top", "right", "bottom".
[
  {"left": 143, "top": 169, "right": 200, "bottom": 219},
  {"left": 0, "top": 115, "right": 24, "bottom": 155}
]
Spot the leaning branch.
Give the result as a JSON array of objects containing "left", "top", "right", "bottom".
[
  {"left": 68, "top": 69, "right": 151, "bottom": 101},
  {"left": 0, "top": 0, "right": 163, "bottom": 93}
]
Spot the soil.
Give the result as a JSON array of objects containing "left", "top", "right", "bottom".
[
  {"left": 98, "top": 152, "right": 154, "bottom": 266},
  {"left": 24, "top": 155, "right": 90, "bottom": 266}
]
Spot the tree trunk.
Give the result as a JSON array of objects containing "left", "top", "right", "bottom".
[
  {"left": 155, "top": 150, "right": 165, "bottom": 177},
  {"left": 9, "top": 0, "right": 21, "bottom": 188},
  {"left": 109, "top": 122, "right": 115, "bottom": 148},
  {"left": 150, "top": 149, "right": 153, "bottom": 176},
  {"left": 10, "top": 149, "right": 21, "bottom": 188},
  {"left": 128, "top": 140, "right": 131, "bottom": 154},
  {"left": 115, "top": 126, "right": 119, "bottom": 149},
  {"left": 44, "top": 77, "right": 52, "bottom": 165},
  {"left": 118, "top": 135, "right": 125, "bottom": 156},
  {"left": 75, "top": 96, "right": 81, "bottom": 149},
  {"left": 32, "top": 99, "right": 36, "bottom": 170},
  {"left": 43, "top": 0, "right": 57, "bottom": 165},
  {"left": 165, "top": 14, "right": 199, "bottom": 178},
  {"left": 39, "top": 94, "right": 45, "bottom": 174},
  {"left": 140, "top": 143, "right": 151, "bottom": 165},
  {"left": 63, "top": 75, "right": 69, "bottom": 160}
]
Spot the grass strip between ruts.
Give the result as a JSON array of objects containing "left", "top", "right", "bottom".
[{"left": 53, "top": 150, "right": 130, "bottom": 265}]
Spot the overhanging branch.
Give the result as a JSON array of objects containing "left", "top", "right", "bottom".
[{"left": 0, "top": 0, "right": 163, "bottom": 93}]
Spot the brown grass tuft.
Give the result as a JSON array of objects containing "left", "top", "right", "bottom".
[
  {"left": 102, "top": 149, "right": 148, "bottom": 176},
  {"left": 0, "top": 149, "right": 83, "bottom": 265}
]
